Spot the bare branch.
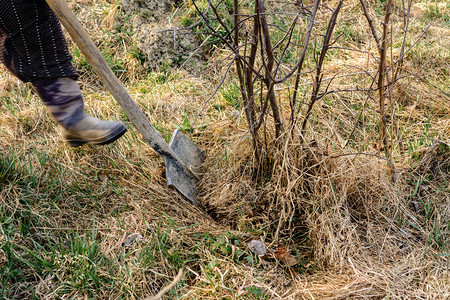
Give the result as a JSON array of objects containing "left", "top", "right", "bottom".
[
  {"left": 359, "top": 0, "right": 381, "bottom": 51},
  {"left": 301, "top": 0, "right": 343, "bottom": 136},
  {"left": 377, "top": 0, "right": 393, "bottom": 161},
  {"left": 192, "top": 55, "right": 237, "bottom": 127}
]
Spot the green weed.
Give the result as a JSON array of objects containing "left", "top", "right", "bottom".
[
  {"left": 424, "top": 1, "right": 450, "bottom": 25},
  {"left": 57, "top": 232, "right": 115, "bottom": 296},
  {"left": 220, "top": 82, "right": 242, "bottom": 108},
  {"left": 246, "top": 286, "right": 270, "bottom": 300},
  {"left": 0, "top": 151, "right": 26, "bottom": 186}
]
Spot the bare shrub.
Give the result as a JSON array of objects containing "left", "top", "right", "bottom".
[{"left": 192, "top": 0, "right": 448, "bottom": 296}]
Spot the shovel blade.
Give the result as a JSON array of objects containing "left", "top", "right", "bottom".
[{"left": 165, "top": 129, "right": 205, "bottom": 204}]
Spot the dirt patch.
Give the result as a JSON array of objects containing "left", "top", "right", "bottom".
[
  {"left": 123, "top": 0, "right": 203, "bottom": 72},
  {"left": 122, "top": 0, "right": 173, "bottom": 22}
]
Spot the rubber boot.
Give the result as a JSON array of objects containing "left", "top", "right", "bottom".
[{"left": 32, "top": 77, "right": 126, "bottom": 147}]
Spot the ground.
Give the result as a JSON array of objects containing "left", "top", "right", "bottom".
[{"left": 0, "top": 0, "right": 449, "bottom": 299}]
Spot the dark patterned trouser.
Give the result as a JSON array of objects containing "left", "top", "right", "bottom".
[{"left": 0, "top": 0, "right": 78, "bottom": 82}]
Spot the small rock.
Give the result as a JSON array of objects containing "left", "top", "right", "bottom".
[
  {"left": 248, "top": 240, "right": 266, "bottom": 256},
  {"left": 122, "top": 233, "right": 143, "bottom": 247}
]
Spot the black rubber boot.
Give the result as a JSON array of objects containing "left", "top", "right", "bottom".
[{"left": 32, "top": 77, "right": 126, "bottom": 147}]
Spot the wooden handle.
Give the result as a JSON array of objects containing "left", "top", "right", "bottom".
[{"left": 45, "top": 0, "right": 183, "bottom": 162}]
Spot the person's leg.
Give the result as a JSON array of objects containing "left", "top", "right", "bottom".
[
  {"left": 0, "top": 0, "right": 78, "bottom": 81},
  {"left": 32, "top": 77, "right": 126, "bottom": 147},
  {"left": 0, "top": 0, "right": 126, "bottom": 146}
]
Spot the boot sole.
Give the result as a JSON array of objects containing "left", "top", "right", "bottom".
[{"left": 67, "top": 125, "right": 127, "bottom": 147}]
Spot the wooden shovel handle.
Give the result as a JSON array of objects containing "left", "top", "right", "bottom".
[{"left": 45, "top": 0, "right": 186, "bottom": 162}]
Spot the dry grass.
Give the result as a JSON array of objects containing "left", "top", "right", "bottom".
[{"left": 0, "top": 0, "right": 449, "bottom": 299}]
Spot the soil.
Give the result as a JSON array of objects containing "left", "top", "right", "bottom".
[{"left": 122, "top": 0, "right": 204, "bottom": 72}]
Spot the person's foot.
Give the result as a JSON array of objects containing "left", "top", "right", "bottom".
[
  {"left": 62, "top": 115, "right": 127, "bottom": 147},
  {"left": 32, "top": 77, "right": 127, "bottom": 147}
]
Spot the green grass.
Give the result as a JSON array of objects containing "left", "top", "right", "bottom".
[
  {"left": 57, "top": 232, "right": 117, "bottom": 296},
  {"left": 220, "top": 81, "right": 242, "bottom": 109},
  {"left": 1, "top": 228, "right": 121, "bottom": 298},
  {"left": 424, "top": 1, "right": 450, "bottom": 25},
  {"left": 0, "top": 194, "right": 272, "bottom": 298},
  {"left": 247, "top": 286, "right": 270, "bottom": 300},
  {"left": 73, "top": 46, "right": 128, "bottom": 79},
  {"left": 0, "top": 151, "right": 27, "bottom": 186}
]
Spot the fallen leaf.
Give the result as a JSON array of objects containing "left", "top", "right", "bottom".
[{"left": 273, "top": 247, "right": 299, "bottom": 267}]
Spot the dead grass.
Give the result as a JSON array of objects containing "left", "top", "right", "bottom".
[{"left": 0, "top": 0, "right": 449, "bottom": 299}]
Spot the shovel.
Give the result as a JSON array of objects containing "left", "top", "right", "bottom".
[{"left": 45, "top": 0, "right": 204, "bottom": 204}]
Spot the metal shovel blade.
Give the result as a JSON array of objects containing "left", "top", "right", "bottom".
[{"left": 165, "top": 129, "right": 205, "bottom": 204}]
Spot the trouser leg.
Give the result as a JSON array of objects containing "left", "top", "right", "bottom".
[
  {"left": 32, "top": 77, "right": 126, "bottom": 147},
  {"left": 0, "top": 0, "right": 78, "bottom": 82}
]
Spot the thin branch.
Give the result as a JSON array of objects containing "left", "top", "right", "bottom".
[
  {"left": 277, "top": 0, "right": 320, "bottom": 84},
  {"left": 256, "top": 0, "right": 283, "bottom": 138},
  {"left": 359, "top": 0, "right": 381, "bottom": 51},
  {"left": 301, "top": 0, "right": 343, "bottom": 136},
  {"left": 377, "top": 0, "right": 393, "bottom": 161},
  {"left": 291, "top": 0, "right": 320, "bottom": 116},
  {"left": 386, "top": 22, "right": 432, "bottom": 74},
  {"left": 192, "top": 55, "right": 237, "bottom": 127},
  {"left": 191, "top": 0, "right": 265, "bottom": 79}
]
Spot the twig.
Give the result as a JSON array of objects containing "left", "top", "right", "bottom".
[
  {"left": 392, "top": 0, "right": 412, "bottom": 82},
  {"left": 291, "top": 0, "right": 319, "bottom": 120},
  {"left": 276, "top": 0, "right": 320, "bottom": 84},
  {"left": 192, "top": 55, "right": 237, "bottom": 128},
  {"left": 359, "top": 0, "right": 381, "bottom": 51},
  {"left": 256, "top": 0, "right": 283, "bottom": 139},
  {"left": 377, "top": 0, "right": 393, "bottom": 161},
  {"left": 144, "top": 268, "right": 184, "bottom": 300},
  {"left": 190, "top": 0, "right": 264, "bottom": 78},
  {"left": 301, "top": 0, "right": 343, "bottom": 136},
  {"left": 386, "top": 22, "right": 432, "bottom": 74}
]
